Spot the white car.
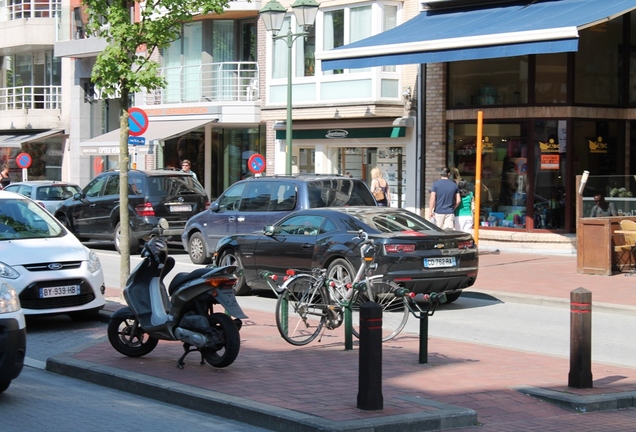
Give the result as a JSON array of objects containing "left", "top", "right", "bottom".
[
  {"left": 3, "top": 180, "right": 82, "bottom": 214},
  {"left": 0, "top": 191, "right": 105, "bottom": 318},
  {"left": 0, "top": 278, "right": 26, "bottom": 393}
]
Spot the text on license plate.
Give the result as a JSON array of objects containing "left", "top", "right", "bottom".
[
  {"left": 40, "top": 285, "right": 81, "bottom": 298},
  {"left": 170, "top": 205, "right": 192, "bottom": 212},
  {"left": 424, "top": 257, "right": 456, "bottom": 268}
]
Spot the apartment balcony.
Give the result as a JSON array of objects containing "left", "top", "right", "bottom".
[
  {"left": 0, "top": 1, "right": 60, "bottom": 55},
  {"left": 0, "top": 85, "right": 62, "bottom": 129},
  {"left": 137, "top": 62, "right": 261, "bottom": 123}
]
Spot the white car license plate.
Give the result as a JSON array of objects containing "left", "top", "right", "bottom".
[
  {"left": 424, "top": 257, "right": 456, "bottom": 268},
  {"left": 170, "top": 205, "right": 192, "bottom": 212},
  {"left": 40, "top": 285, "right": 81, "bottom": 298}
]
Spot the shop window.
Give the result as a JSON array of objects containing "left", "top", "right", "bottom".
[
  {"left": 450, "top": 122, "right": 528, "bottom": 229},
  {"left": 574, "top": 21, "right": 622, "bottom": 106},
  {"left": 533, "top": 120, "right": 566, "bottom": 230},
  {"left": 535, "top": 53, "right": 568, "bottom": 104},
  {"left": 448, "top": 56, "right": 528, "bottom": 108}
]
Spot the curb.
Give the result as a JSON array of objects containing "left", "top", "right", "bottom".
[
  {"left": 462, "top": 290, "right": 636, "bottom": 316},
  {"left": 516, "top": 386, "right": 636, "bottom": 413},
  {"left": 46, "top": 349, "right": 477, "bottom": 432}
]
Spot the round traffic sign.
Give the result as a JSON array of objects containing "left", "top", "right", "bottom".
[
  {"left": 16, "top": 152, "right": 32, "bottom": 169},
  {"left": 248, "top": 154, "right": 266, "bottom": 174},
  {"left": 128, "top": 107, "right": 149, "bottom": 137}
]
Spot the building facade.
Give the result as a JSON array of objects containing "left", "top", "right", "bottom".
[{"left": 0, "top": 0, "right": 67, "bottom": 183}]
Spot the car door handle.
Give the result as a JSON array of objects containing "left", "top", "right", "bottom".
[
  {"left": 228, "top": 216, "right": 236, "bottom": 222},
  {"left": 302, "top": 243, "right": 313, "bottom": 249},
  {"left": 237, "top": 216, "right": 245, "bottom": 222},
  {"left": 89, "top": 204, "right": 96, "bottom": 208}
]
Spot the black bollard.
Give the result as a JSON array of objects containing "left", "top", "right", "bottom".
[
  {"left": 419, "top": 313, "right": 429, "bottom": 364},
  {"left": 568, "top": 287, "right": 593, "bottom": 389},
  {"left": 357, "top": 302, "right": 383, "bottom": 411}
]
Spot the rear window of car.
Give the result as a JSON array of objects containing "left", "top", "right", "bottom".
[
  {"left": 145, "top": 176, "right": 206, "bottom": 196},
  {"left": 307, "top": 179, "right": 376, "bottom": 207},
  {"left": 356, "top": 211, "right": 437, "bottom": 233},
  {"left": 36, "top": 185, "right": 81, "bottom": 201}
]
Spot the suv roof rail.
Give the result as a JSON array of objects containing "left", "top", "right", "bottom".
[{"left": 249, "top": 173, "right": 346, "bottom": 179}]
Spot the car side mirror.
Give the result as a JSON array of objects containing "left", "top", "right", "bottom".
[
  {"left": 210, "top": 201, "right": 220, "bottom": 212},
  {"left": 264, "top": 225, "right": 275, "bottom": 236},
  {"left": 73, "top": 192, "right": 83, "bottom": 200}
]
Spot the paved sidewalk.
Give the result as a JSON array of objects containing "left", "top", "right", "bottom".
[{"left": 47, "top": 251, "right": 636, "bottom": 431}]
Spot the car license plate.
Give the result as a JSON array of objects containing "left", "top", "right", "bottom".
[
  {"left": 40, "top": 285, "right": 81, "bottom": 298},
  {"left": 170, "top": 205, "right": 192, "bottom": 212},
  {"left": 424, "top": 257, "right": 456, "bottom": 268}
]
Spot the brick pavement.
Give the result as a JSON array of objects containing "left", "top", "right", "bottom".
[{"left": 47, "top": 250, "right": 636, "bottom": 431}]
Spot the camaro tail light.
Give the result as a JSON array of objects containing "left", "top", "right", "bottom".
[
  {"left": 136, "top": 203, "right": 155, "bottom": 217},
  {"left": 457, "top": 239, "right": 474, "bottom": 249},
  {"left": 384, "top": 244, "right": 416, "bottom": 253}
]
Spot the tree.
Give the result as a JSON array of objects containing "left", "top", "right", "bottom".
[{"left": 83, "top": 0, "right": 230, "bottom": 288}]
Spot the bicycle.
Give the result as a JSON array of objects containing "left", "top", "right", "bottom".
[{"left": 260, "top": 230, "right": 410, "bottom": 346}]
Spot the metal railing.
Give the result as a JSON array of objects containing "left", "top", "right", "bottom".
[
  {"left": 142, "top": 62, "right": 259, "bottom": 105},
  {"left": 0, "top": 0, "right": 61, "bottom": 20},
  {"left": 0, "top": 86, "right": 62, "bottom": 110}
]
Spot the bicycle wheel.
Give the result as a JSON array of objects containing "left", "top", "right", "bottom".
[
  {"left": 275, "top": 274, "right": 329, "bottom": 346},
  {"left": 350, "top": 279, "right": 409, "bottom": 342}
]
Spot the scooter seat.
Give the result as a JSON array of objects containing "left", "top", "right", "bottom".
[{"left": 168, "top": 267, "right": 211, "bottom": 295}]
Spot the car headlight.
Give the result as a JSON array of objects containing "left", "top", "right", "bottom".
[
  {"left": 0, "top": 261, "right": 20, "bottom": 279},
  {"left": 0, "top": 281, "right": 21, "bottom": 313},
  {"left": 87, "top": 250, "right": 101, "bottom": 273}
]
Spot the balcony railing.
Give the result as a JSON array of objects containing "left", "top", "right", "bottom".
[
  {"left": 142, "top": 62, "right": 259, "bottom": 105},
  {"left": 0, "top": 86, "right": 62, "bottom": 110},
  {"left": 0, "top": 0, "right": 61, "bottom": 20}
]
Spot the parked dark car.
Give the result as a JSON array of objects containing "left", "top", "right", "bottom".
[
  {"left": 55, "top": 170, "right": 209, "bottom": 253},
  {"left": 213, "top": 207, "right": 478, "bottom": 299},
  {"left": 181, "top": 174, "right": 378, "bottom": 264}
]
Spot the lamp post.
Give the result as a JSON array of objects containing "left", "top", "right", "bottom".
[{"left": 260, "top": 0, "right": 319, "bottom": 175}]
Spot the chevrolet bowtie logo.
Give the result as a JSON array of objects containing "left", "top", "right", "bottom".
[{"left": 434, "top": 243, "right": 445, "bottom": 249}]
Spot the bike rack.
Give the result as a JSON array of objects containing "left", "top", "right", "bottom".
[{"left": 397, "top": 290, "right": 447, "bottom": 364}]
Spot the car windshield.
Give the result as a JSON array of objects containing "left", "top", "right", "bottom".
[
  {"left": 307, "top": 179, "right": 376, "bottom": 207},
  {"left": 0, "top": 198, "right": 65, "bottom": 240},
  {"left": 355, "top": 211, "right": 439, "bottom": 233}
]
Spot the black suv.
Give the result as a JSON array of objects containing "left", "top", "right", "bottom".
[
  {"left": 181, "top": 174, "right": 377, "bottom": 264},
  {"left": 55, "top": 170, "right": 208, "bottom": 253}
]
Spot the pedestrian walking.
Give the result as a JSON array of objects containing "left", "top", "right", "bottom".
[
  {"left": 429, "top": 167, "right": 460, "bottom": 229},
  {"left": 0, "top": 164, "right": 10, "bottom": 190},
  {"left": 370, "top": 167, "right": 390, "bottom": 207},
  {"left": 454, "top": 180, "right": 474, "bottom": 233},
  {"left": 181, "top": 159, "right": 197, "bottom": 180}
]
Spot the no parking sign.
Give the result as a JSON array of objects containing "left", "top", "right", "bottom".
[
  {"left": 248, "top": 154, "right": 266, "bottom": 174},
  {"left": 16, "top": 152, "right": 32, "bottom": 169},
  {"left": 16, "top": 152, "right": 32, "bottom": 181}
]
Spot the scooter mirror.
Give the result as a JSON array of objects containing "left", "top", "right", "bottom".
[{"left": 158, "top": 218, "right": 169, "bottom": 231}]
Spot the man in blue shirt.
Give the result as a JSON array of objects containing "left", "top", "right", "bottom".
[{"left": 429, "top": 167, "right": 460, "bottom": 229}]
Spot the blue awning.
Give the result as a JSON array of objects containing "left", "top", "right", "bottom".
[{"left": 318, "top": 0, "right": 636, "bottom": 70}]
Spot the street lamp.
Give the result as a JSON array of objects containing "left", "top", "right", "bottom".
[{"left": 260, "top": 0, "right": 319, "bottom": 175}]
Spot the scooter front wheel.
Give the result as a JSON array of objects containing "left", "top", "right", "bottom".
[
  {"left": 108, "top": 313, "right": 159, "bottom": 357},
  {"left": 201, "top": 313, "right": 241, "bottom": 368}
]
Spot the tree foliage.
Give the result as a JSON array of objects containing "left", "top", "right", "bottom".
[
  {"left": 81, "top": 0, "right": 231, "bottom": 285},
  {"left": 84, "top": 0, "right": 231, "bottom": 98}
]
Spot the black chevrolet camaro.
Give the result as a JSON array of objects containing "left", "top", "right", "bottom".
[{"left": 214, "top": 207, "right": 478, "bottom": 301}]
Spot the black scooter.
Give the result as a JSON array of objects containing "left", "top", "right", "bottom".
[{"left": 107, "top": 221, "right": 247, "bottom": 368}]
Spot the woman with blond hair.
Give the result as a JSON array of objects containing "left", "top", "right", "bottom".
[
  {"left": 0, "top": 164, "right": 10, "bottom": 190},
  {"left": 370, "top": 167, "right": 390, "bottom": 206}
]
